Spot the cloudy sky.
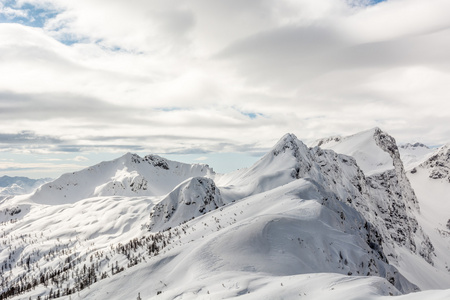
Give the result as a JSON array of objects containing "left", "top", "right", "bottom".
[{"left": 1, "top": 0, "right": 450, "bottom": 178}]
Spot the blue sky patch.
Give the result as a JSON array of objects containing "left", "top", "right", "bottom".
[
  {"left": 368, "top": 0, "right": 387, "bottom": 5},
  {"left": 240, "top": 112, "right": 265, "bottom": 120},
  {"left": 0, "top": 1, "right": 59, "bottom": 28},
  {"left": 155, "top": 107, "right": 184, "bottom": 112}
]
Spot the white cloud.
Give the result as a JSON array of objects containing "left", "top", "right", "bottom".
[
  {"left": 0, "top": 0, "right": 449, "bottom": 159},
  {"left": 38, "top": 158, "right": 63, "bottom": 161},
  {"left": 0, "top": 161, "right": 85, "bottom": 173},
  {"left": 0, "top": 3, "right": 28, "bottom": 19},
  {"left": 73, "top": 156, "right": 89, "bottom": 162}
]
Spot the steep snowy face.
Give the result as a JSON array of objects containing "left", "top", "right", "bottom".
[
  {"left": 28, "top": 153, "right": 214, "bottom": 205},
  {"left": 314, "top": 128, "right": 394, "bottom": 176},
  {"left": 315, "top": 127, "right": 421, "bottom": 210},
  {"left": 415, "top": 144, "right": 450, "bottom": 182},
  {"left": 406, "top": 143, "right": 450, "bottom": 288},
  {"left": 149, "top": 177, "right": 223, "bottom": 232}
]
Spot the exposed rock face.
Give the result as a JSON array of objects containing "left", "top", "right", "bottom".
[
  {"left": 363, "top": 129, "right": 434, "bottom": 264},
  {"left": 306, "top": 129, "right": 436, "bottom": 266},
  {"left": 373, "top": 128, "right": 419, "bottom": 209},
  {"left": 144, "top": 155, "right": 170, "bottom": 170}
]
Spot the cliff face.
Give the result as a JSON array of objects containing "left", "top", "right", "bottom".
[{"left": 315, "top": 128, "right": 435, "bottom": 265}]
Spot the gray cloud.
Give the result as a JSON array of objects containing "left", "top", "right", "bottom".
[
  {"left": 53, "top": 144, "right": 146, "bottom": 153},
  {"left": 0, "top": 131, "right": 62, "bottom": 144},
  {"left": 0, "top": 91, "right": 141, "bottom": 123},
  {"left": 0, "top": 130, "right": 252, "bottom": 155},
  {"left": 218, "top": 23, "right": 450, "bottom": 92},
  {"left": 217, "top": 25, "right": 348, "bottom": 87}
]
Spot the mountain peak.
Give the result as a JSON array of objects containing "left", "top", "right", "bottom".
[
  {"left": 272, "top": 133, "right": 305, "bottom": 157},
  {"left": 28, "top": 152, "right": 214, "bottom": 205}
]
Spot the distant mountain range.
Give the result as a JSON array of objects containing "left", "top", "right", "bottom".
[
  {"left": 0, "top": 176, "right": 52, "bottom": 201},
  {"left": 0, "top": 128, "right": 449, "bottom": 300}
]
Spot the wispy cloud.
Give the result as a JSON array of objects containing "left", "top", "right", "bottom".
[
  {"left": 0, "top": 3, "right": 28, "bottom": 20},
  {"left": 37, "top": 158, "right": 62, "bottom": 162},
  {"left": 0, "top": 131, "right": 61, "bottom": 144},
  {"left": 73, "top": 156, "right": 89, "bottom": 162},
  {"left": 194, "top": 156, "right": 208, "bottom": 161},
  {"left": 0, "top": 161, "right": 85, "bottom": 173}
]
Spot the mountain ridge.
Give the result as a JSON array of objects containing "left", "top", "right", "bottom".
[
  {"left": 1, "top": 128, "right": 449, "bottom": 300},
  {"left": 0, "top": 175, "right": 52, "bottom": 201}
]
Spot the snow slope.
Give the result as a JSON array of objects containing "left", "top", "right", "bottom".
[{"left": 401, "top": 143, "right": 450, "bottom": 289}]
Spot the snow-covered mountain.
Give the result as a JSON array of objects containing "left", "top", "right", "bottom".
[
  {"left": 1, "top": 129, "right": 450, "bottom": 300},
  {"left": 316, "top": 128, "right": 450, "bottom": 289},
  {"left": 0, "top": 176, "right": 52, "bottom": 201},
  {"left": 29, "top": 153, "right": 214, "bottom": 205}
]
